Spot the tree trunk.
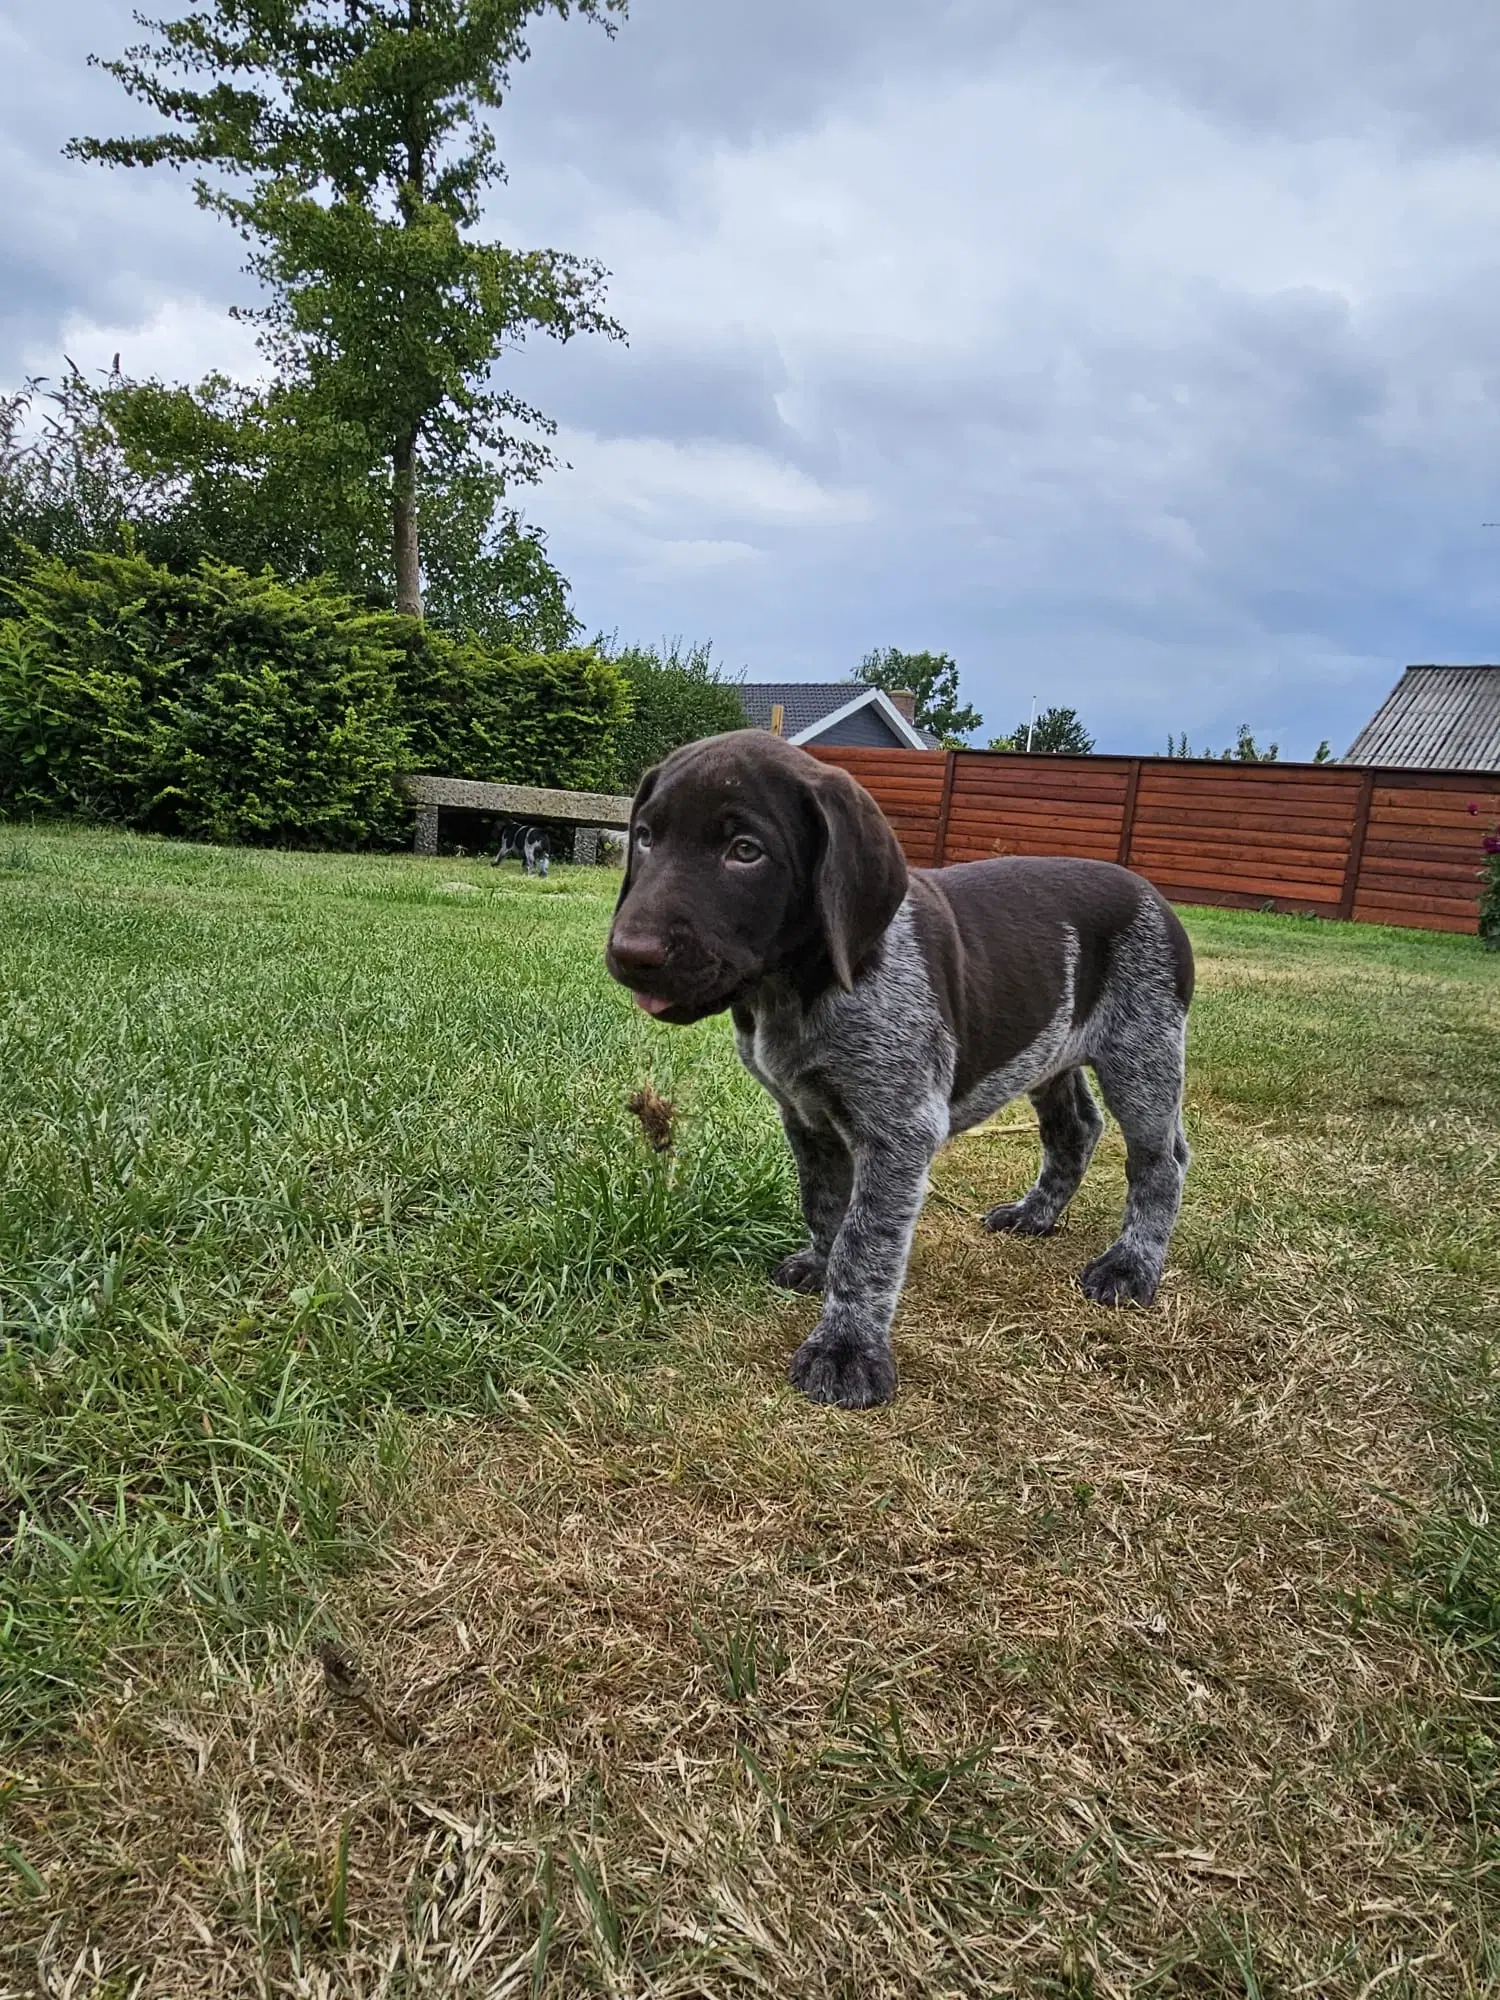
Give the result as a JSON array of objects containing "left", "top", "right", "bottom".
[
  {"left": 393, "top": 1, "right": 426, "bottom": 619},
  {"left": 393, "top": 428, "right": 422, "bottom": 618}
]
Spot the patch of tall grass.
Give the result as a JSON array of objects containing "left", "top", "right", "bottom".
[{"left": 0, "top": 829, "right": 794, "bottom": 1738}]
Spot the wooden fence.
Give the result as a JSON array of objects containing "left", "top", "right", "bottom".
[{"left": 808, "top": 747, "right": 1500, "bottom": 934}]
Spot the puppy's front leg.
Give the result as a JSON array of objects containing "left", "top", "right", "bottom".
[
  {"left": 771, "top": 1111, "right": 853, "bottom": 1294},
  {"left": 787, "top": 1128, "right": 938, "bottom": 1410}
]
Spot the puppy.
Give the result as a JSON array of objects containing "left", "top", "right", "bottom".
[
  {"left": 606, "top": 731, "right": 1193, "bottom": 1409},
  {"left": 493, "top": 819, "right": 551, "bottom": 877}
]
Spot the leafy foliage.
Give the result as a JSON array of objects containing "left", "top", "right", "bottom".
[
  {"left": 605, "top": 640, "right": 746, "bottom": 790},
  {"left": 69, "top": 0, "right": 625, "bottom": 616},
  {"left": 0, "top": 548, "right": 631, "bottom": 844},
  {"left": 857, "top": 646, "right": 981, "bottom": 744},
  {"left": 395, "top": 625, "right": 631, "bottom": 791},
  {"left": 1, "top": 367, "right": 578, "bottom": 650},
  {"left": 1166, "top": 725, "right": 1281, "bottom": 763},
  {"left": 1473, "top": 803, "right": 1500, "bottom": 949},
  {"left": 0, "top": 376, "right": 132, "bottom": 584},
  {"left": 989, "top": 705, "right": 1095, "bottom": 755},
  {"left": 0, "top": 551, "right": 410, "bottom": 845}
]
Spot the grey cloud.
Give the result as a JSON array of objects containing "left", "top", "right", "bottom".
[
  {"left": 1016, "top": 0, "right": 1500, "bottom": 149},
  {"left": 509, "top": 0, "right": 1500, "bottom": 172},
  {"left": 11, "top": 0, "right": 1500, "bottom": 754},
  {"left": 514, "top": 333, "right": 802, "bottom": 461},
  {"left": 516, "top": 231, "right": 1500, "bottom": 748},
  {"left": 1, "top": 0, "right": 247, "bottom": 376}
]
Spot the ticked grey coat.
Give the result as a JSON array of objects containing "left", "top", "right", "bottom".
[{"left": 606, "top": 732, "right": 1194, "bottom": 1410}]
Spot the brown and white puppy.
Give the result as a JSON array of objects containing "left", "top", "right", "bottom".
[{"left": 607, "top": 730, "right": 1194, "bottom": 1410}]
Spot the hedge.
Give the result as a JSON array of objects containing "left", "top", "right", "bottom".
[
  {"left": 393, "top": 626, "right": 631, "bottom": 794},
  {"left": 606, "top": 641, "right": 747, "bottom": 791},
  {"left": 0, "top": 550, "right": 633, "bottom": 847}
]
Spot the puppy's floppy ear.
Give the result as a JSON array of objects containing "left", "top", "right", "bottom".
[
  {"left": 811, "top": 762, "right": 909, "bottom": 989},
  {"left": 615, "top": 763, "right": 660, "bottom": 910}
]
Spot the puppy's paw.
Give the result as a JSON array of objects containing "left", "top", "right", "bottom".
[
  {"left": 787, "top": 1332, "right": 897, "bottom": 1409},
  {"left": 983, "top": 1198, "right": 1057, "bottom": 1237},
  {"left": 770, "top": 1247, "right": 826, "bottom": 1293},
  {"left": 1079, "top": 1245, "right": 1159, "bottom": 1307}
]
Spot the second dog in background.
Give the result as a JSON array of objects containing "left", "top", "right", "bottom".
[{"left": 493, "top": 819, "right": 552, "bottom": 877}]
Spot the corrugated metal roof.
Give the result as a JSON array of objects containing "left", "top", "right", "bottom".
[
  {"left": 1344, "top": 665, "right": 1500, "bottom": 772},
  {"left": 736, "top": 682, "right": 940, "bottom": 748}
]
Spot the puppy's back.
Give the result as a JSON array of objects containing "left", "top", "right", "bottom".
[{"left": 908, "top": 858, "right": 1193, "bottom": 1099}]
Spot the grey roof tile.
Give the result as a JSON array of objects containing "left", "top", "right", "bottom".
[
  {"left": 738, "top": 682, "right": 866, "bottom": 733},
  {"left": 1344, "top": 666, "right": 1500, "bottom": 772},
  {"left": 735, "top": 681, "right": 939, "bottom": 748}
]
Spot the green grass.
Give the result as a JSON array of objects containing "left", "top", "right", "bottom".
[
  {"left": 0, "top": 827, "right": 795, "bottom": 1739},
  {"left": 2, "top": 822, "right": 1499, "bottom": 1996}
]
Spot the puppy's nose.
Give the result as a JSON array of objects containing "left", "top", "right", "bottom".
[{"left": 610, "top": 929, "right": 668, "bottom": 973}]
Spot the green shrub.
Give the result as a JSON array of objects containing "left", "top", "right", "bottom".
[
  {"left": 0, "top": 550, "right": 409, "bottom": 846},
  {"left": 605, "top": 640, "right": 747, "bottom": 790},
  {"left": 395, "top": 625, "right": 632, "bottom": 791},
  {"left": 1478, "top": 808, "right": 1500, "bottom": 949},
  {"left": 0, "top": 548, "right": 635, "bottom": 844}
]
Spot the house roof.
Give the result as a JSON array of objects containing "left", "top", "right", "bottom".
[
  {"left": 1344, "top": 665, "right": 1500, "bottom": 773},
  {"left": 736, "top": 681, "right": 936, "bottom": 750}
]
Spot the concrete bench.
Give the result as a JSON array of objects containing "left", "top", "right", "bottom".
[{"left": 399, "top": 775, "right": 634, "bottom": 863}]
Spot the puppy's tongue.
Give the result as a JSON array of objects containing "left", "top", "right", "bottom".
[{"left": 635, "top": 992, "right": 672, "bottom": 1017}]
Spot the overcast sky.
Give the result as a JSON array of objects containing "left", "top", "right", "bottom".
[{"left": 8, "top": 1, "right": 1500, "bottom": 754}]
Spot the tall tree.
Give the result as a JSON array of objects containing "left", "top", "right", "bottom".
[
  {"left": 988, "top": 705, "right": 1094, "bottom": 755},
  {"left": 69, "top": 0, "right": 625, "bottom": 618},
  {"left": 857, "top": 646, "right": 982, "bottom": 744}
]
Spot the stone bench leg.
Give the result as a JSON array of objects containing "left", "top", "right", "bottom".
[
  {"left": 573, "top": 826, "right": 600, "bottom": 866},
  {"left": 414, "top": 805, "right": 439, "bottom": 856}
]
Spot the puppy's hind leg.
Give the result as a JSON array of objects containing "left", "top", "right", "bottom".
[
  {"left": 984, "top": 1067, "right": 1102, "bottom": 1237},
  {"left": 1080, "top": 1026, "right": 1189, "bottom": 1307}
]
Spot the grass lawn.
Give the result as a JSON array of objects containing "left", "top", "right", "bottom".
[{"left": 2, "top": 823, "right": 1499, "bottom": 1997}]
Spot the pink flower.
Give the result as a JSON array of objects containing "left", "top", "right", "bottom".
[
  {"left": 1486, "top": 832, "right": 1500, "bottom": 854},
  {"left": 1470, "top": 801, "right": 1480, "bottom": 814}
]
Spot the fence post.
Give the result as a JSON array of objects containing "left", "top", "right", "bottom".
[
  {"left": 1337, "top": 768, "right": 1376, "bottom": 922},
  {"left": 933, "top": 749, "right": 958, "bottom": 866},
  {"left": 1116, "top": 759, "right": 1143, "bottom": 867}
]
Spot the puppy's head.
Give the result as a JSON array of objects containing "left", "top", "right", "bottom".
[{"left": 606, "top": 730, "right": 908, "bottom": 1024}]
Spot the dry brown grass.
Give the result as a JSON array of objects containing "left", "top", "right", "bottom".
[
  {"left": 3, "top": 910, "right": 1498, "bottom": 1999},
  {"left": 3, "top": 1176, "right": 1488, "bottom": 1996}
]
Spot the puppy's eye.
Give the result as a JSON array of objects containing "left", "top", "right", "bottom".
[
  {"left": 726, "top": 836, "right": 764, "bottom": 865},
  {"left": 635, "top": 825, "right": 653, "bottom": 849}
]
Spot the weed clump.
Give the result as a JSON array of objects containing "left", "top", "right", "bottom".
[{"left": 626, "top": 1083, "right": 676, "bottom": 1153}]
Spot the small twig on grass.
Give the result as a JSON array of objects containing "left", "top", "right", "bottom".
[
  {"left": 315, "top": 1640, "right": 414, "bottom": 1747},
  {"left": 925, "top": 1183, "right": 977, "bottom": 1216}
]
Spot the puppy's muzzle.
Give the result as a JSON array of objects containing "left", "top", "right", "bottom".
[
  {"left": 607, "top": 928, "right": 675, "bottom": 1015},
  {"left": 606, "top": 925, "right": 742, "bottom": 1020}
]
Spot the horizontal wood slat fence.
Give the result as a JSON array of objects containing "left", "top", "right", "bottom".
[{"left": 808, "top": 747, "right": 1500, "bottom": 934}]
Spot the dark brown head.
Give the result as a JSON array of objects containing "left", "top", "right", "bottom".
[{"left": 606, "top": 730, "right": 909, "bottom": 1024}]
